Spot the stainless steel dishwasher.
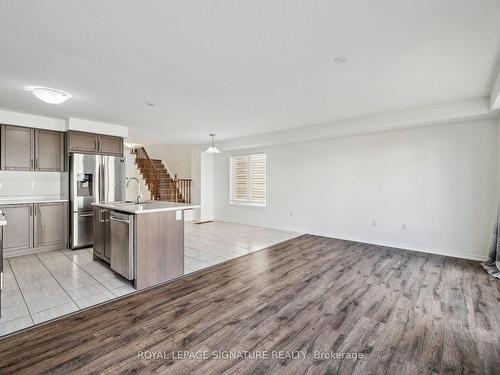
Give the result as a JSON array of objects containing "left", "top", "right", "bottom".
[{"left": 109, "top": 211, "right": 135, "bottom": 280}]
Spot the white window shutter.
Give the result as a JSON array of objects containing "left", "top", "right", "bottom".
[
  {"left": 250, "top": 154, "right": 266, "bottom": 205},
  {"left": 230, "top": 153, "right": 267, "bottom": 206},
  {"left": 232, "top": 156, "right": 249, "bottom": 201}
]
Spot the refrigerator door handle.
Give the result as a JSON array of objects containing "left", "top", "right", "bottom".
[
  {"left": 103, "top": 156, "right": 108, "bottom": 202},
  {"left": 100, "top": 156, "right": 105, "bottom": 203},
  {"left": 99, "top": 161, "right": 103, "bottom": 202},
  {"left": 94, "top": 155, "right": 101, "bottom": 203}
]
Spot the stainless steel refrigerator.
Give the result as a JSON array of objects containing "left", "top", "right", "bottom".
[{"left": 70, "top": 153, "right": 125, "bottom": 249}]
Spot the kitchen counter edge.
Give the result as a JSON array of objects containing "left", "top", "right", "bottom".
[
  {"left": 92, "top": 202, "right": 200, "bottom": 214},
  {"left": 0, "top": 197, "right": 69, "bottom": 205}
]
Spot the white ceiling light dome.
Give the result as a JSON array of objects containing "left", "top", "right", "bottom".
[{"left": 29, "top": 86, "right": 72, "bottom": 104}]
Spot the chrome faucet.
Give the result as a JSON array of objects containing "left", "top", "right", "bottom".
[{"left": 126, "top": 177, "right": 144, "bottom": 204}]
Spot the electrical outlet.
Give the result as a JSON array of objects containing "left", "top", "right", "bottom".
[
  {"left": 402, "top": 223, "right": 408, "bottom": 231},
  {"left": 289, "top": 211, "right": 293, "bottom": 217},
  {"left": 31, "top": 182, "right": 35, "bottom": 189},
  {"left": 372, "top": 219, "right": 378, "bottom": 227}
]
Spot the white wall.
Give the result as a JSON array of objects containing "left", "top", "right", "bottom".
[
  {"left": 218, "top": 97, "right": 491, "bottom": 151},
  {"left": 145, "top": 144, "right": 192, "bottom": 178},
  {"left": 200, "top": 151, "right": 214, "bottom": 222},
  {"left": 491, "top": 72, "right": 500, "bottom": 110},
  {"left": 190, "top": 146, "right": 202, "bottom": 221},
  {"left": 213, "top": 119, "right": 499, "bottom": 261}
]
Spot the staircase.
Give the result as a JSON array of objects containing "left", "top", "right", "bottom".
[{"left": 132, "top": 147, "right": 192, "bottom": 203}]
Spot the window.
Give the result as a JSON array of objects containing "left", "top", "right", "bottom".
[{"left": 230, "top": 153, "right": 267, "bottom": 207}]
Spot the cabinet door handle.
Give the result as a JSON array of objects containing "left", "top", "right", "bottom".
[{"left": 110, "top": 217, "right": 130, "bottom": 224}]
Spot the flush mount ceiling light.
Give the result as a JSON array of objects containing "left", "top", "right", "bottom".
[
  {"left": 334, "top": 55, "right": 350, "bottom": 64},
  {"left": 205, "top": 134, "right": 221, "bottom": 154},
  {"left": 29, "top": 86, "right": 71, "bottom": 104}
]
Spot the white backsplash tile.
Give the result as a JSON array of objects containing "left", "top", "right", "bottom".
[{"left": 0, "top": 171, "right": 65, "bottom": 197}]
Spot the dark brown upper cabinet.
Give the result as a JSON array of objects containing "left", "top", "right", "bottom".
[
  {"left": 35, "top": 129, "right": 65, "bottom": 171},
  {"left": 1, "top": 125, "right": 34, "bottom": 170},
  {"left": 0, "top": 125, "right": 65, "bottom": 172},
  {"left": 68, "top": 131, "right": 99, "bottom": 153},
  {"left": 68, "top": 130, "right": 123, "bottom": 156},
  {"left": 98, "top": 134, "right": 123, "bottom": 156}
]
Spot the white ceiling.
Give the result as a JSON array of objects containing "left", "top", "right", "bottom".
[{"left": 0, "top": 0, "right": 499, "bottom": 144}]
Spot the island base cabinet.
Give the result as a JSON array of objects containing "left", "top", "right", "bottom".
[
  {"left": 134, "top": 210, "right": 184, "bottom": 290},
  {"left": 93, "top": 207, "right": 111, "bottom": 263}
]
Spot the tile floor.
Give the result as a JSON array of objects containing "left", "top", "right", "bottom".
[
  {"left": 183, "top": 221, "right": 300, "bottom": 273},
  {"left": 1, "top": 221, "right": 300, "bottom": 337}
]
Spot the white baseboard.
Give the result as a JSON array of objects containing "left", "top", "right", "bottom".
[{"left": 310, "top": 231, "right": 488, "bottom": 262}]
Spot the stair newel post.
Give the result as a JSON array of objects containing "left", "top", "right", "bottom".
[
  {"left": 174, "top": 174, "right": 178, "bottom": 202},
  {"left": 156, "top": 169, "right": 160, "bottom": 200}
]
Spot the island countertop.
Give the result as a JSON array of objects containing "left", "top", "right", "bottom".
[{"left": 92, "top": 201, "right": 200, "bottom": 214}]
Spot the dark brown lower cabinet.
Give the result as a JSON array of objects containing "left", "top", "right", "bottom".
[
  {"left": 34, "top": 202, "right": 68, "bottom": 248},
  {"left": 1, "top": 202, "right": 68, "bottom": 258},
  {"left": 93, "top": 207, "right": 111, "bottom": 263},
  {"left": 1, "top": 204, "right": 33, "bottom": 257}
]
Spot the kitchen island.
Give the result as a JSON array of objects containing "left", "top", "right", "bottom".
[{"left": 92, "top": 201, "right": 199, "bottom": 290}]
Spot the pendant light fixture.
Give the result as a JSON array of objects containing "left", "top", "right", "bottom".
[{"left": 205, "top": 134, "right": 221, "bottom": 154}]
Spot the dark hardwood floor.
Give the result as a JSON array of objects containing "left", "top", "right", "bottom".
[{"left": 0, "top": 234, "right": 499, "bottom": 374}]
